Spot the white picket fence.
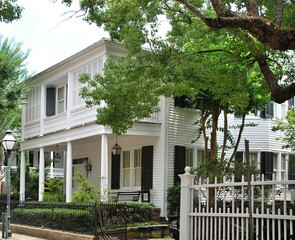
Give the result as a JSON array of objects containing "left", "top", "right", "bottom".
[{"left": 179, "top": 167, "right": 295, "bottom": 240}]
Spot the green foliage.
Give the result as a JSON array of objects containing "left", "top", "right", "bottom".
[
  {"left": 44, "top": 178, "right": 64, "bottom": 202},
  {"left": 0, "top": 192, "right": 19, "bottom": 200},
  {"left": 11, "top": 208, "right": 93, "bottom": 233},
  {"left": 167, "top": 184, "right": 180, "bottom": 216},
  {"left": 0, "top": 36, "right": 29, "bottom": 143},
  {"left": 11, "top": 202, "right": 154, "bottom": 232},
  {"left": 0, "top": 0, "right": 23, "bottom": 23},
  {"left": 10, "top": 153, "right": 52, "bottom": 200},
  {"left": 193, "top": 158, "right": 260, "bottom": 182},
  {"left": 272, "top": 110, "right": 295, "bottom": 151},
  {"left": 72, "top": 172, "right": 105, "bottom": 203}
]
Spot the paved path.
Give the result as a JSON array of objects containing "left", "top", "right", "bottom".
[
  {"left": 1, "top": 231, "right": 174, "bottom": 240},
  {"left": 0, "top": 232, "right": 47, "bottom": 240}
]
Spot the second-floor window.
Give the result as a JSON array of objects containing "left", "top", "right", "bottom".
[
  {"left": 46, "top": 85, "right": 67, "bottom": 116},
  {"left": 57, "top": 86, "right": 66, "bottom": 114}
]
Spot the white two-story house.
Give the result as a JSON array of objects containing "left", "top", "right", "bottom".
[{"left": 19, "top": 38, "right": 294, "bottom": 218}]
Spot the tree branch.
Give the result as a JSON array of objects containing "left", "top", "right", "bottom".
[
  {"left": 245, "top": 0, "right": 259, "bottom": 16},
  {"left": 175, "top": 0, "right": 208, "bottom": 22},
  {"left": 256, "top": 56, "right": 295, "bottom": 103},
  {"left": 274, "top": 0, "right": 284, "bottom": 26},
  {"left": 203, "top": 16, "right": 295, "bottom": 50},
  {"left": 175, "top": 0, "right": 295, "bottom": 50}
]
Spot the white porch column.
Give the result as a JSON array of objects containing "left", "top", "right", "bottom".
[
  {"left": 179, "top": 167, "right": 195, "bottom": 240},
  {"left": 66, "top": 141, "right": 73, "bottom": 202},
  {"left": 38, "top": 147, "right": 45, "bottom": 201},
  {"left": 19, "top": 151, "right": 25, "bottom": 202},
  {"left": 40, "top": 85, "right": 46, "bottom": 136},
  {"left": 66, "top": 72, "right": 73, "bottom": 129},
  {"left": 101, "top": 134, "right": 108, "bottom": 201}
]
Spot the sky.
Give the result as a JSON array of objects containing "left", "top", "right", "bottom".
[{"left": 0, "top": 0, "right": 108, "bottom": 75}]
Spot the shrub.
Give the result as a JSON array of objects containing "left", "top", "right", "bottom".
[
  {"left": 11, "top": 208, "right": 93, "bottom": 233},
  {"left": 167, "top": 184, "right": 180, "bottom": 217}
]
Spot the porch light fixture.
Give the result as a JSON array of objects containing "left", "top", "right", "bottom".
[
  {"left": 1, "top": 130, "right": 16, "bottom": 239},
  {"left": 54, "top": 145, "right": 61, "bottom": 163},
  {"left": 112, "top": 135, "right": 122, "bottom": 155},
  {"left": 85, "top": 162, "right": 92, "bottom": 173}
]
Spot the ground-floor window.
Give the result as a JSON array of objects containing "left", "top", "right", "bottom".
[{"left": 122, "top": 149, "right": 142, "bottom": 188}]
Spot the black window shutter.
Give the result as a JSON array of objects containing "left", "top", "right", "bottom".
[
  {"left": 29, "top": 151, "right": 34, "bottom": 167},
  {"left": 174, "top": 145, "right": 186, "bottom": 185},
  {"left": 141, "top": 145, "right": 153, "bottom": 189},
  {"left": 235, "top": 151, "right": 244, "bottom": 163},
  {"left": 288, "top": 154, "right": 295, "bottom": 189},
  {"left": 111, "top": 153, "right": 120, "bottom": 189},
  {"left": 46, "top": 87, "right": 56, "bottom": 116},
  {"left": 261, "top": 152, "right": 274, "bottom": 180}
]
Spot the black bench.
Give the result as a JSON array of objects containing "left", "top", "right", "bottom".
[
  {"left": 113, "top": 191, "right": 141, "bottom": 202},
  {"left": 138, "top": 224, "right": 168, "bottom": 239}
]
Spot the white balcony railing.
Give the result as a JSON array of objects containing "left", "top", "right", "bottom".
[{"left": 23, "top": 105, "right": 161, "bottom": 139}]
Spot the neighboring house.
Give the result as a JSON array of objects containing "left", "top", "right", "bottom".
[{"left": 19, "top": 38, "right": 294, "bottom": 218}]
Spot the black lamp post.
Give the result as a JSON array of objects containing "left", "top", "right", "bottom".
[{"left": 1, "top": 130, "right": 16, "bottom": 239}]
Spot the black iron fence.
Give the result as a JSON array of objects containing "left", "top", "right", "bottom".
[{"left": 0, "top": 201, "right": 153, "bottom": 239}]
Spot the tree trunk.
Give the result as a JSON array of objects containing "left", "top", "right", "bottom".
[{"left": 210, "top": 102, "right": 220, "bottom": 160}]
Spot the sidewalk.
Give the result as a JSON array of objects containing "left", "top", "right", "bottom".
[
  {"left": 1, "top": 231, "right": 173, "bottom": 240},
  {"left": 0, "top": 232, "right": 47, "bottom": 240}
]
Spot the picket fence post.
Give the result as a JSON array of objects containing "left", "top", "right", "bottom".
[{"left": 179, "top": 167, "right": 196, "bottom": 240}]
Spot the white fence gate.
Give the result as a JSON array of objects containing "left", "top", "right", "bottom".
[{"left": 179, "top": 167, "right": 295, "bottom": 240}]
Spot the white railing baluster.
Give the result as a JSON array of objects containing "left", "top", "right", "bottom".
[
  {"left": 278, "top": 208, "right": 281, "bottom": 240},
  {"left": 266, "top": 208, "right": 270, "bottom": 240}
]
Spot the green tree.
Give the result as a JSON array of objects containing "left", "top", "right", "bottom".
[
  {"left": 61, "top": 0, "right": 295, "bottom": 103},
  {"left": 0, "top": 0, "right": 23, "bottom": 23},
  {"left": 0, "top": 36, "right": 29, "bottom": 138},
  {"left": 272, "top": 109, "right": 295, "bottom": 151},
  {"left": 79, "top": 22, "right": 269, "bottom": 162}
]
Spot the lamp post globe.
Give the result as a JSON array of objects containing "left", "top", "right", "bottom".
[{"left": 2, "top": 130, "right": 16, "bottom": 152}]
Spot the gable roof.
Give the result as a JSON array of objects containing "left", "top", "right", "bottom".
[{"left": 28, "top": 38, "right": 122, "bottom": 83}]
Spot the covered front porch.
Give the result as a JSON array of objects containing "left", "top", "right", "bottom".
[{"left": 19, "top": 122, "right": 162, "bottom": 204}]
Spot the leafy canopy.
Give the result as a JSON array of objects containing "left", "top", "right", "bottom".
[
  {"left": 61, "top": 0, "right": 295, "bottom": 103},
  {"left": 0, "top": 0, "right": 23, "bottom": 23}
]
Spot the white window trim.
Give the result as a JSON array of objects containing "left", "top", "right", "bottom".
[{"left": 121, "top": 146, "right": 143, "bottom": 190}]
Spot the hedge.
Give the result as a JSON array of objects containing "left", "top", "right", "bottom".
[{"left": 12, "top": 208, "right": 94, "bottom": 233}]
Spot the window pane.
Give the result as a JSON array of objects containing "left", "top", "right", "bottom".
[
  {"left": 186, "top": 149, "right": 193, "bottom": 167},
  {"left": 249, "top": 153, "right": 258, "bottom": 167},
  {"left": 281, "top": 155, "right": 286, "bottom": 170},
  {"left": 123, "top": 151, "right": 130, "bottom": 168},
  {"left": 57, "top": 87, "right": 65, "bottom": 113},
  {"left": 123, "top": 151, "right": 130, "bottom": 187},
  {"left": 135, "top": 169, "right": 141, "bottom": 187},
  {"left": 273, "top": 154, "right": 278, "bottom": 170},
  {"left": 134, "top": 149, "right": 142, "bottom": 167},
  {"left": 197, "top": 150, "right": 204, "bottom": 166},
  {"left": 123, "top": 169, "right": 130, "bottom": 187},
  {"left": 58, "top": 101, "right": 64, "bottom": 113},
  {"left": 134, "top": 149, "right": 142, "bottom": 187},
  {"left": 58, "top": 87, "right": 64, "bottom": 100}
]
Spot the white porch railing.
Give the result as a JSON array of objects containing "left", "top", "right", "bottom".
[
  {"left": 179, "top": 167, "right": 295, "bottom": 240},
  {"left": 24, "top": 106, "right": 161, "bottom": 139},
  {"left": 46, "top": 167, "right": 64, "bottom": 178}
]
